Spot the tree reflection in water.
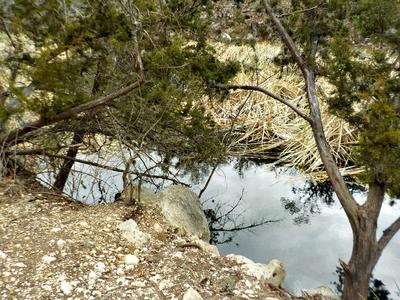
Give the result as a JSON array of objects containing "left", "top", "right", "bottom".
[{"left": 281, "top": 178, "right": 366, "bottom": 225}]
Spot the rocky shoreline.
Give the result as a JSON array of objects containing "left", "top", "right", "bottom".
[{"left": 0, "top": 176, "right": 338, "bottom": 299}]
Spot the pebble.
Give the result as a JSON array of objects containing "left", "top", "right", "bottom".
[
  {"left": 131, "top": 280, "right": 146, "bottom": 288},
  {"left": 95, "top": 262, "right": 106, "bottom": 272},
  {"left": 42, "top": 255, "right": 57, "bottom": 264},
  {"left": 182, "top": 287, "right": 204, "bottom": 300},
  {"left": 60, "top": 280, "right": 73, "bottom": 295},
  {"left": 50, "top": 227, "right": 61, "bottom": 233},
  {"left": 79, "top": 221, "right": 90, "bottom": 228},
  {"left": 14, "top": 262, "right": 27, "bottom": 268},
  {"left": 124, "top": 254, "right": 139, "bottom": 266},
  {"left": 56, "top": 239, "right": 66, "bottom": 250},
  {"left": 0, "top": 250, "right": 7, "bottom": 259},
  {"left": 153, "top": 223, "right": 163, "bottom": 233}
]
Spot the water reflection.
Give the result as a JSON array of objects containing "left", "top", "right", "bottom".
[
  {"left": 197, "top": 162, "right": 400, "bottom": 296},
  {"left": 281, "top": 178, "right": 366, "bottom": 225}
]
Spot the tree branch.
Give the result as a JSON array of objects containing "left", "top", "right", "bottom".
[
  {"left": 261, "top": 0, "right": 360, "bottom": 232},
  {"left": 216, "top": 83, "right": 313, "bottom": 124},
  {"left": 378, "top": 217, "right": 400, "bottom": 254},
  {"left": 0, "top": 77, "right": 146, "bottom": 147},
  {"left": 12, "top": 149, "right": 189, "bottom": 186},
  {"left": 262, "top": 0, "right": 308, "bottom": 73}
]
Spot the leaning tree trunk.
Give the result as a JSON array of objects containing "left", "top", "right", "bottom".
[{"left": 53, "top": 132, "right": 84, "bottom": 191}]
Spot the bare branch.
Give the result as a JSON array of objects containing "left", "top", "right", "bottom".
[
  {"left": 261, "top": 0, "right": 360, "bottom": 231},
  {"left": 12, "top": 150, "right": 189, "bottom": 186},
  {"left": 211, "top": 219, "right": 280, "bottom": 232},
  {"left": 0, "top": 78, "right": 146, "bottom": 147},
  {"left": 378, "top": 217, "right": 400, "bottom": 254},
  {"left": 262, "top": 0, "right": 308, "bottom": 73},
  {"left": 216, "top": 83, "right": 313, "bottom": 124}
]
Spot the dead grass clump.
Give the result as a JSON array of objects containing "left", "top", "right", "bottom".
[{"left": 207, "top": 41, "right": 360, "bottom": 178}]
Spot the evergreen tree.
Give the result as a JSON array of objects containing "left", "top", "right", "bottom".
[{"left": 218, "top": 0, "right": 399, "bottom": 298}]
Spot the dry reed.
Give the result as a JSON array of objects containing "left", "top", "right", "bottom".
[{"left": 207, "top": 41, "right": 360, "bottom": 178}]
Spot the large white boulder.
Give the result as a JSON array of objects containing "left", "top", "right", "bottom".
[
  {"left": 158, "top": 186, "right": 210, "bottom": 242},
  {"left": 227, "top": 255, "right": 286, "bottom": 288}
]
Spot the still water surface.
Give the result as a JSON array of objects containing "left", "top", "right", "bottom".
[
  {"left": 41, "top": 156, "right": 400, "bottom": 296},
  {"left": 194, "top": 163, "right": 400, "bottom": 296}
]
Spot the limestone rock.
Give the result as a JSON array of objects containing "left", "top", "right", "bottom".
[
  {"left": 56, "top": 239, "right": 66, "bottom": 250},
  {"left": 302, "top": 286, "right": 341, "bottom": 300},
  {"left": 182, "top": 287, "right": 204, "bottom": 300},
  {"left": 42, "top": 255, "right": 57, "bottom": 264},
  {"left": 158, "top": 185, "right": 210, "bottom": 241},
  {"left": 227, "top": 255, "right": 286, "bottom": 288},
  {"left": 124, "top": 254, "right": 139, "bottom": 266},
  {"left": 60, "top": 280, "right": 73, "bottom": 296},
  {"left": 190, "top": 237, "right": 220, "bottom": 256},
  {"left": 118, "top": 219, "right": 150, "bottom": 247}
]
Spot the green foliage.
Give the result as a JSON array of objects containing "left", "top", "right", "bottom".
[
  {"left": 271, "top": 0, "right": 400, "bottom": 197},
  {"left": 0, "top": 0, "right": 239, "bottom": 175}
]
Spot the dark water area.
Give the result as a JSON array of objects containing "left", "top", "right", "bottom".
[{"left": 38, "top": 155, "right": 400, "bottom": 297}]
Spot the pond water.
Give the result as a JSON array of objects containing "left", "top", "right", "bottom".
[
  {"left": 193, "top": 163, "right": 400, "bottom": 297},
  {"left": 39, "top": 155, "right": 400, "bottom": 297}
]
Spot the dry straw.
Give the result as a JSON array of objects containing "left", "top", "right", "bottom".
[{"left": 207, "top": 41, "right": 361, "bottom": 178}]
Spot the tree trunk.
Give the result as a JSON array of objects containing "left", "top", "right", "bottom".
[
  {"left": 53, "top": 132, "right": 84, "bottom": 191},
  {"left": 342, "top": 219, "right": 376, "bottom": 299}
]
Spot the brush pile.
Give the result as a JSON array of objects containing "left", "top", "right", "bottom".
[{"left": 207, "top": 42, "right": 362, "bottom": 178}]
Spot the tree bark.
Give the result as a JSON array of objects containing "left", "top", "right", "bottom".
[
  {"left": 259, "top": 2, "right": 400, "bottom": 299},
  {"left": 343, "top": 219, "right": 377, "bottom": 300},
  {"left": 53, "top": 132, "right": 84, "bottom": 191}
]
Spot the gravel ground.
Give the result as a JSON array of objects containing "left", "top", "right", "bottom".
[{"left": 0, "top": 176, "right": 311, "bottom": 300}]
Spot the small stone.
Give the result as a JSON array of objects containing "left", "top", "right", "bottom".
[
  {"left": 56, "top": 239, "right": 66, "bottom": 250},
  {"left": 116, "top": 267, "right": 124, "bottom": 275},
  {"left": 131, "top": 281, "right": 146, "bottom": 288},
  {"left": 79, "top": 221, "right": 90, "bottom": 228},
  {"left": 118, "top": 219, "right": 150, "bottom": 247},
  {"left": 50, "top": 227, "right": 61, "bottom": 233},
  {"left": 0, "top": 250, "right": 7, "bottom": 260},
  {"left": 60, "top": 280, "right": 73, "bottom": 295},
  {"left": 159, "top": 279, "right": 172, "bottom": 290},
  {"left": 124, "top": 254, "right": 139, "bottom": 266},
  {"left": 182, "top": 287, "right": 204, "bottom": 300},
  {"left": 95, "top": 262, "right": 106, "bottom": 272},
  {"left": 42, "top": 285, "right": 52, "bottom": 292},
  {"left": 42, "top": 255, "right": 56, "bottom": 264},
  {"left": 14, "top": 262, "right": 27, "bottom": 268},
  {"left": 88, "top": 271, "right": 97, "bottom": 280},
  {"left": 172, "top": 251, "right": 184, "bottom": 259},
  {"left": 153, "top": 223, "right": 163, "bottom": 233}
]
